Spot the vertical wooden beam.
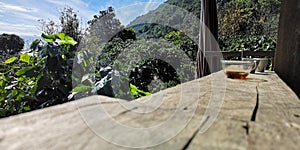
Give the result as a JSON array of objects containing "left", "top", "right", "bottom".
[
  {"left": 196, "top": 0, "right": 218, "bottom": 78},
  {"left": 275, "top": 0, "right": 300, "bottom": 97},
  {"left": 203, "top": 0, "right": 218, "bottom": 40}
]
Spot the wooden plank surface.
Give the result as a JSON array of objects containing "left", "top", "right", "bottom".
[
  {"left": 248, "top": 73, "right": 300, "bottom": 150},
  {"left": 0, "top": 71, "right": 299, "bottom": 150},
  {"left": 185, "top": 73, "right": 259, "bottom": 150}
]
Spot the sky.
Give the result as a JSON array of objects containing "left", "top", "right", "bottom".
[{"left": 0, "top": 0, "right": 166, "bottom": 41}]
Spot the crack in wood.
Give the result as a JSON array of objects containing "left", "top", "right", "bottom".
[
  {"left": 242, "top": 122, "right": 250, "bottom": 135},
  {"left": 229, "top": 118, "right": 250, "bottom": 136},
  {"left": 251, "top": 84, "right": 260, "bottom": 122},
  {"left": 181, "top": 131, "right": 198, "bottom": 150},
  {"left": 181, "top": 116, "right": 210, "bottom": 150}
]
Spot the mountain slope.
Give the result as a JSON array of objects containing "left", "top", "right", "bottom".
[{"left": 128, "top": 0, "right": 201, "bottom": 40}]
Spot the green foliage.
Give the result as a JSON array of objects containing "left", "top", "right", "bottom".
[
  {"left": 4, "top": 57, "right": 18, "bottom": 64},
  {"left": 20, "top": 53, "right": 31, "bottom": 64},
  {"left": 38, "top": 6, "right": 82, "bottom": 53},
  {"left": 0, "top": 33, "right": 77, "bottom": 118},
  {"left": 129, "top": 2, "right": 200, "bottom": 41},
  {"left": 109, "top": 39, "right": 194, "bottom": 100},
  {"left": 163, "top": 31, "right": 198, "bottom": 61},
  {"left": 218, "top": 0, "right": 281, "bottom": 51},
  {"left": 81, "top": 7, "right": 136, "bottom": 66},
  {"left": 59, "top": 7, "right": 82, "bottom": 45},
  {"left": 67, "top": 50, "right": 96, "bottom": 100},
  {"left": 132, "top": 23, "right": 176, "bottom": 39},
  {"left": 130, "top": 83, "right": 151, "bottom": 98},
  {"left": 73, "top": 36, "right": 195, "bottom": 100},
  {"left": 72, "top": 84, "right": 91, "bottom": 93},
  {"left": 38, "top": 19, "right": 59, "bottom": 35},
  {"left": 0, "top": 1, "right": 282, "bottom": 117},
  {"left": 0, "top": 53, "right": 44, "bottom": 117},
  {"left": 0, "top": 33, "right": 25, "bottom": 62},
  {"left": 220, "top": 35, "right": 277, "bottom": 52},
  {"left": 130, "top": 0, "right": 280, "bottom": 53},
  {"left": 42, "top": 33, "right": 77, "bottom": 46},
  {"left": 164, "top": 0, "right": 201, "bottom": 18},
  {"left": 87, "top": 7, "right": 123, "bottom": 44}
]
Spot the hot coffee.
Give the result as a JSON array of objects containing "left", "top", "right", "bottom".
[{"left": 225, "top": 71, "right": 249, "bottom": 79}]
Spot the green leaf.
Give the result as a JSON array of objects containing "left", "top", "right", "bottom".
[
  {"left": 72, "top": 84, "right": 91, "bottom": 93},
  {"left": 56, "top": 37, "right": 77, "bottom": 46},
  {"left": 64, "top": 35, "right": 77, "bottom": 46},
  {"left": 16, "top": 66, "right": 34, "bottom": 76},
  {"left": 29, "top": 84, "right": 38, "bottom": 95},
  {"left": 0, "top": 108, "right": 7, "bottom": 116},
  {"left": 16, "top": 92, "right": 25, "bottom": 101},
  {"left": 12, "top": 90, "right": 18, "bottom": 97},
  {"left": 56, "top": 33, "right": 65, "bottom": 40},
  {"left": 0, "top": 80, "right": 4, "bottom": 87},
  {"left": 20, "top": 53, "right": 31, "bottom": 64},
  {"left": 42, "top": 33, "right": 77, "bottom": 46},
  {"left": 5, "top": 57, "right": 17, "bottom": 64},
  {"left": 17, "top": 77, "right": 25, "bottom": 82},
  {"left": 30, "top": 39, "right": 41, "bottom": 49},
  {"left": 66, "top": 39, "right": 77, "bottom": 46},
  {"left": 65, "top": 35, "right": 74, "bottom": 41},
  {"left": 130, "top": 83, "right": 151, "bottom": 98},
  {"left": 61, "top": 54, "right": 66, "bottom": 60},
  {"left": 23, "top": 106, "right": 31, "bottom": 111},
  {"left": 42, "top": 33, "right": 55, "bottom": 42}
]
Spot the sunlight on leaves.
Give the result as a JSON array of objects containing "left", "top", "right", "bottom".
[{"left": 5, "top": 57, "right": 17, "bottom": 64}]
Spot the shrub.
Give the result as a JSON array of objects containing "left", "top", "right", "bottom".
[{"left": 0, "top": 33, "right": 77, "bottom": 118}]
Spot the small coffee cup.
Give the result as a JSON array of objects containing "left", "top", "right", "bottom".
[
  {"left": 254, "top": 58, "right": 269, "bottom": 72},
  {"left": 242, "top": 58, "right": 269, "bottom": 73},
  {"left": 221, "top": 60, "right": 255, "bottom": 79}
]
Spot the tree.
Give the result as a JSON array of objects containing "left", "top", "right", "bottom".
[
  {"left": 38, "top": 19, "right": 59, "bottom": 35},
  {"left": 217, "top": 0, "right": 281, "bottom": 40},
  {"left": 39, "top": 6, "right": 82, "bottom": 52},
  {"left": 71, "top": 7, "right": 137, "bottom": 98},
  {"left": 217, "top": 0, "right": 280, "bottom": 55},
  {"left": 87, "top": 6, "right": 124, "bottom": 44},
  {"left": 60, "top": 7, "right": 82, "bottom": 46},
  {"left": 0, "top": 33, "right": 24, "bottom": 61},
  {"left": 82, "top": 7, "right": 136, "bottom": 66},
  {"left": 163, "top": 31, "right": 198, "bottom": 61},
  {"left": 0, "top": 33, "right": 77, "bottom": 117}
]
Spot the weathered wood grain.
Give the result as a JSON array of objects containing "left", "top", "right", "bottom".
[
  {"left": 248, "top": 73, "right": 300, "bottom": 150},
  {"left": 0, "top": 71, "right": 299, "bottom": 150},
  {"left": 185, "top": 73, "right": 258, "bottom": 150}
]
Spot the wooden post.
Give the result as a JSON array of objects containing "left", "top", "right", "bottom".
[
  {"left": 196, "top": 0, "right": 218, "bottom": 78},
  {"left": 275, "top": 0, "right": 300, "bottom": 97},
  {"left": 203, "top": 0, "right": 218, "bottom": 40}
]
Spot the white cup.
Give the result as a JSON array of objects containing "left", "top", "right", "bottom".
[{"left": 242, "top": 58, "right": 269, "bottom": 73}]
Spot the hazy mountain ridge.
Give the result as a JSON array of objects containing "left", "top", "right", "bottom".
[{"left": 128, "top": 0, "right": 201, "bottom": 39}]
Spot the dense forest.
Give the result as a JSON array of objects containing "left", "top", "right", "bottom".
[
  {"left": 0, "top": 0, "right": 281, "bottom": 117},
  {"left": 130, "top": 0, "right": 280, "bottom": 52}
]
